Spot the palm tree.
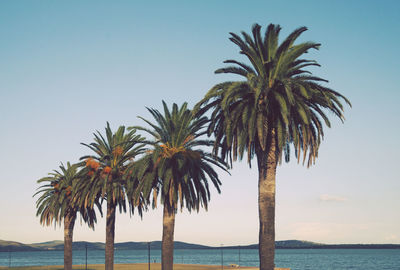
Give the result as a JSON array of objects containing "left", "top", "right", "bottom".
[
  {"left": 79, "top": 122, "right": 146, "bottom": 270},
  {"left": 34, "top": 162, "right": 100, "bottom": 270},
  {"left": 194, "top": 23, "right": 351, "bottom": 270},
  {"left": 130, "top": 101, "right": 227, "bottom": 270}
]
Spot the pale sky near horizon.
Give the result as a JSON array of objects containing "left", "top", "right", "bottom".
[{"left": 0, "top": 0, "right": 399, "bottom": 246}]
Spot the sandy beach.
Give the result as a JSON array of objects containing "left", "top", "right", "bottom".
[{"left": 0, "top": 263, "right": 289, "bottom": 270}]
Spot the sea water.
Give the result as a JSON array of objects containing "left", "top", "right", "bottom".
[{"left": 0, "top": 248, "right": 399, "bottom": 269}]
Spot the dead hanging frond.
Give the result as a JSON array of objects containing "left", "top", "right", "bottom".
[{"left": 160, "top": 143, "right": 187, "bottom": 158}]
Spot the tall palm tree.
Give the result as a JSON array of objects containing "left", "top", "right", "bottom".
[
  {"left": 34, "top": 162, "right": 100, "bottom": 270},
  {"left": 195, "top": 23, "right": 351, "bottom": 270},
  {"left": 79, "top": 122, "right": 146, "bottom": 270},
  {"left": 130, "top": 101, "right": 227, "bottom": 270}
]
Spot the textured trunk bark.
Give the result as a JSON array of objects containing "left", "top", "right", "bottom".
[
  {"left": 105, "top": 199, "right": 116, "bottom": 270},
  {"left": 161, "top": 204, "right": 175, "bottom": 270},
  {"left": 257, "top": 133, "right": 277, "bottom": 270},
  {"left": 64, "top": 212, "right": 76, "bottom": 270}
]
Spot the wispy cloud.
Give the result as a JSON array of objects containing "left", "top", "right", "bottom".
[{"left": 319, "top": 194, "right": 348, "bottom": 202}]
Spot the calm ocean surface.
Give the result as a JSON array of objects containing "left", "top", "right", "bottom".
[{"left": 0, "top": 248, "right": 399, "bottom": 269}]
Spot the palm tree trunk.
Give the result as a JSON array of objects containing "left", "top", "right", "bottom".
[
  {"left": 161, "top": 203, "right": 175, "bottom": 270},
  {"left": 105, "top": 199, "right": 116, "bottom": 270},
  {"left": 257, "top": 134, "right": 277, "bottom": 270},
  {"left": 64, "top": 212, "right": 76, "bottom": 270}
]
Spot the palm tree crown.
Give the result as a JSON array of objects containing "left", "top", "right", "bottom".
[
  {"left": 34, "top": 162, "right": 98, "bottom": 228},
  {"left": 131, "top": 101, "right": 227, "bottom": 212},
  {"left": 79, "top": 122, "right": 147, "bottom": 214},
  {"left": 195, "top": 23, "right": 351, "bottom": 167}
]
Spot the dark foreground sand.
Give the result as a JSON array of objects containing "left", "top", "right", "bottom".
[{"left": 0, "top": 263, "right": 289, "bottom": 270}]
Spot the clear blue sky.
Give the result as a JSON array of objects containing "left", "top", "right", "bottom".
[{"left": 0, "top": 0, "right": 399, "bottom": 246}]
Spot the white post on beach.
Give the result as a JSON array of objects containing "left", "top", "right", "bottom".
[{"left": 238, "top": 245, "right": 241, "bottom": 267}]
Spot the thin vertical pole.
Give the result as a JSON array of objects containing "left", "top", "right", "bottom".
[
  {"left": 221, "top": 244, "right": 223, "bottom": 270},
  {"left": 85, "top": 244, "right": 88, "bottom": 270},
  {"left": 238, "top": 245, "right": 241, "bottom": 267},
  {"left": 148, "top": 242, "right": 151, "bottom": 270}
]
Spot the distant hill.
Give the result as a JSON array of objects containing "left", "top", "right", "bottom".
[
  {"left": 30, "top": 240, "right": 63, "bottom": 249},
  {"left": 30, "top": 240, "right": 105, "bottom": 251},
  {"left": 1, "top": 239, "right": 399, "bottom": 252},
  {"left": 31, "top": 240, "right": 64, "bottom": 246},
  {"left": 0, "top": 240, "right": 40, "bottom": 252}
]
